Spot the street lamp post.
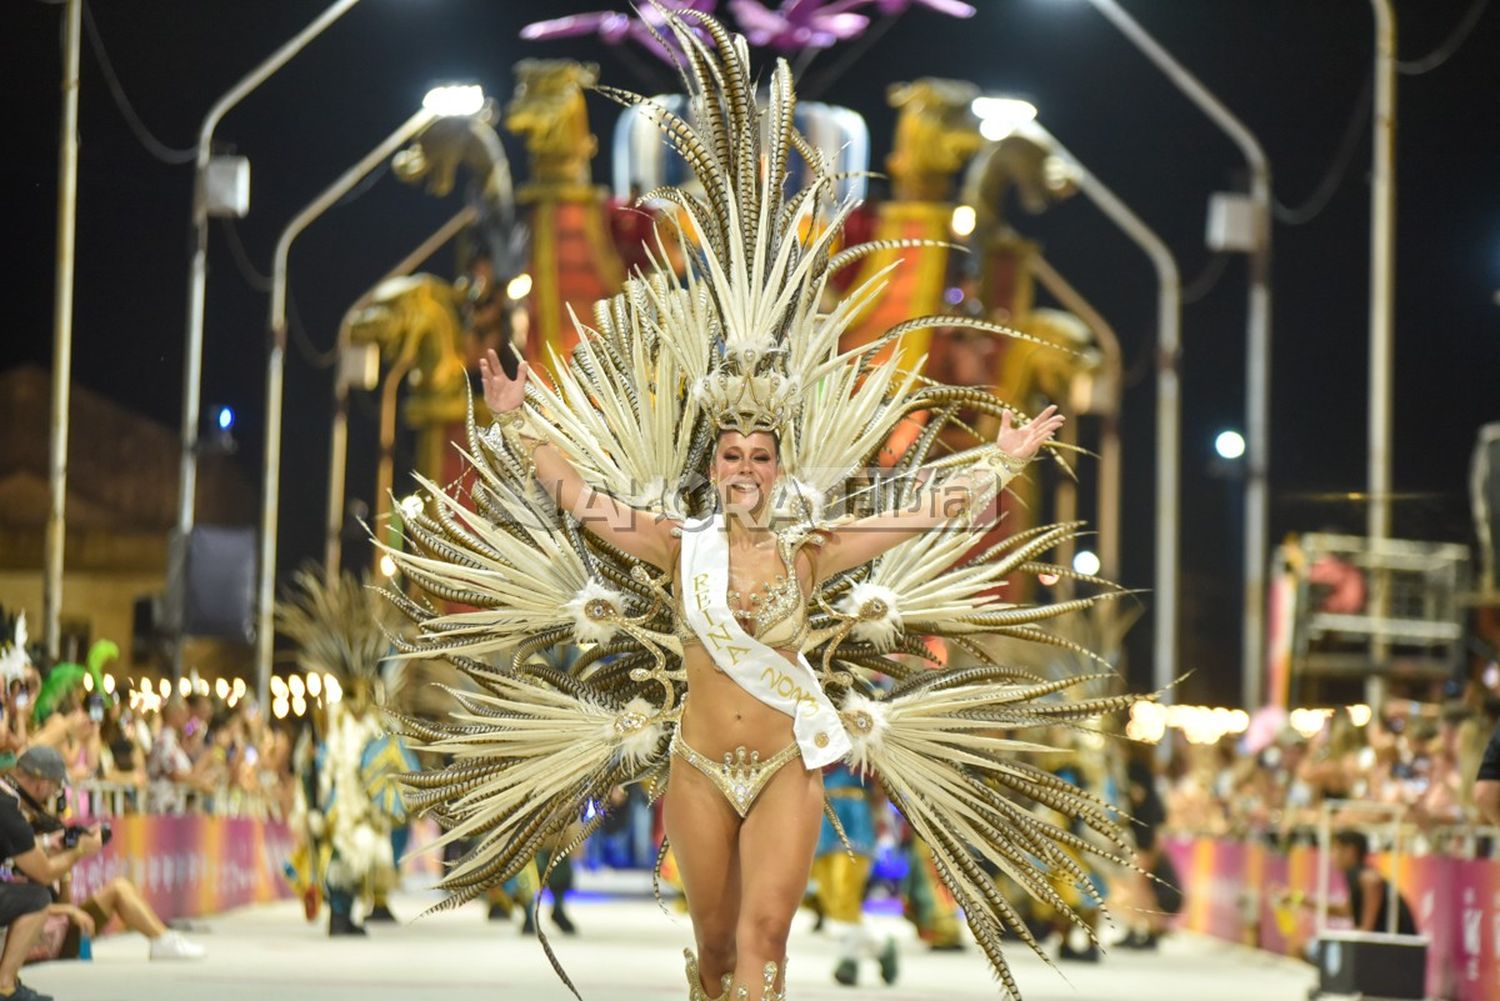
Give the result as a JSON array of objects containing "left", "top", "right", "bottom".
[
  {"left": 175, "top": 0, "right": 362, "bottom": 670},
  {"left": 1078, "top": 0, "right": 1273, "bottom": 712},
  {"left": 1368, "top": 0, "right": 1396, "bottom": 547},
  {"left": 1366, "top": 0, "right": 1397, "bottom": 707},
  {"left": 42, "top": 0, "right": 82, "bottom": 659},
  {"left": 1015, "top": 120, "right": 1182, "bottom": 704},
  {"left": 255, "top": 86, "right": 485, "bottom": 707}
]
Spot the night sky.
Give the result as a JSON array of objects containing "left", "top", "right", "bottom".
[{"left": 6, "top": 0, "right": 1499, "bottom": 703}]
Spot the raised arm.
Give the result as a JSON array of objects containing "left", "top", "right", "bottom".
[
  {"left": 813, "top": 406, "right": 1065, "bottom": 580},
  {"left": 480, "top": 349, "right": 678, "bottom": 570}
]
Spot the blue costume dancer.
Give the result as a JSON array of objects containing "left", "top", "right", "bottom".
[{"left": 812, "top": 764, "right": 897, "bottom": 987}]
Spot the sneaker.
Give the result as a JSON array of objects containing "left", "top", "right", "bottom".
[
  {"left": 832, "top": 958, "right": 858, "bottom": 986},
  {"left": 6, "top": 981, "right": 55, "bottom": 1001},
  {"left": 877, "top": 937, "right": 899, "bottom": 985},
  {"left": 150, "top": 931, "right": 207, "bottom": 960}
]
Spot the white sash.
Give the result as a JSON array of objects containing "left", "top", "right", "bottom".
[{"left": 679, "top": 514, "right": 850, "bottom": 769}]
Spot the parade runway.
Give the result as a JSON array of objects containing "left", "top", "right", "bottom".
[{"left": 27, "top": 890, "right": 1317, "bottom": 1000}]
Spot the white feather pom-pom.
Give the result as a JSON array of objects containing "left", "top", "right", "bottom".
[
  {"left": 839, "top": 692, "right": 890, "bottom": 775},
  {"left": 604, "top": 697, "right": 665, "bottom": 767},
  {"left": 839, "top": 582, "right": 903, "bottom": 649},
  {"left": 777, "top": 477, "right": 826, "bottom": 521},
  {"left": 565, "top": 581, "right": 625, "bottom": 643}
]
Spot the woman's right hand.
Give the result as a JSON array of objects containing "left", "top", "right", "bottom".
[
  {"left": 51, "top": 904, "right": 95, "bottom": 937},
  {"left": 479, "top": 348, "right": 528, "bottom": 414}
]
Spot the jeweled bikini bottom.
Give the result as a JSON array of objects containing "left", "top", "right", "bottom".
[{"left": 670, "top": 730, "right": 802, "bottom": 818}]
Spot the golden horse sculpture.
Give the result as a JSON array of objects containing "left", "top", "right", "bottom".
[
  {"left": 348, "top": 275, "right": 470, "bottom": 490},
  {"left": 505, "top": 59, "right": 600, "bottom": 191},
  {"left": 885, "top": 77, "right": 987, "bottom": 202},
  {"left": 969, "top": 132, "right": 1077, "bottom": 259},
  {"left": 393, "top": 102, "right": 514, "bottom": 214},
  {"left": 504, "top": 59, "right": 625, "bottom": 368},
  {"left": 960, "top": 132, "right": 1101, "bottom": 420},
  {"left": 842, "top": 78, "right": 984, "bottom": 370}
]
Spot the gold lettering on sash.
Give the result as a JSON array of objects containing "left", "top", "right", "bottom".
[
  {"left": 693, "top": 573, "right": 712, "bottom": 611},
  {"left": 753, "top": 666, "right": 823, "bottom": 716},
  {"left": 688, "top": 537, "right": 835, "bottom": 740}
]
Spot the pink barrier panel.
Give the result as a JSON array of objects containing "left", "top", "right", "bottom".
[
  {"left": 67, "top": 815, "right": 295, "bottom": 923},
  {"left": 1166, "top": 836, "right": 1500, "bottom": 1001},
  {"left": 1451, "top": 857, "right": 1500, "bottom": 1001}
]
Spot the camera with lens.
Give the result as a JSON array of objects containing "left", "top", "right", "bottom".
[{"left": 62, "top": 822, "right": 111, "bottom": 849}]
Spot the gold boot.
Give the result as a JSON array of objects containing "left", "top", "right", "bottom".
[
  {"left": 732, "top": 960, "right": 786, "bottom": 1001},
  {"left": 684, "top": 949, "right": 733, "bottom": 1001}
]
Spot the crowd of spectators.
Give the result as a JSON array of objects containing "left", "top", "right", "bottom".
[
  {"left": 1, "top": 665, "right": 297, "bottom": 822},
  {"left": 1158, "top": 691, "right": 1493, "bottom": 848}
]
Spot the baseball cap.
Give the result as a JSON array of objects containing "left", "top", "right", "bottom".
[{"left": 16, "top": 746, "right": 67, "bottom": 784}]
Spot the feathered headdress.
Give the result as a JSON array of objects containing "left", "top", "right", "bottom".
[
  {"left": 523, "top": 3, "right": 1060, "bottom": 478},
  {"left": 275, "top": 570, "right": 395, "bottom": 688},
  {"left": 32, "top": 639, "right": 116, "bottom": 724},
  {"left": 0, "top": 610, "right": 29, "bottom": 684}
]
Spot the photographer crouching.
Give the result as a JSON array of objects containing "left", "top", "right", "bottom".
[
  {"left": 3, "top": 749, "right": 203, "bottom": 991},
  {"left": 0, "top": 748, "right": 100, "bottom": 1000}
]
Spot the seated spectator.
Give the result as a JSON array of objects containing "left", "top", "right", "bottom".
[
  {"left": 49, "top": 875, "right": 205, "bottom": 961},
  {"left": 0, "top": 746, "right": 103, "bottom": 1001},
  {"left": 1279, "top": 828, "right": 1418, "bottom": 946},
  {"left": 1328, "top": 829, "right": 1418, "bottom": 934},
  {"left": 9, "top": 749, "right": 206, "bottom": 963}
]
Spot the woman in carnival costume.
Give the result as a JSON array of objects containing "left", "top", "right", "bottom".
[{"left": 380, "top": 9, "right": 1149, "bottom": 999}]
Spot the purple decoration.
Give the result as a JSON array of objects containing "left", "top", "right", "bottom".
[
  {"left": 521, "top": 2, "right": 718, "bottom": 62},
  {"left": 519, "top": 12, "right": 634, "bottom": 44},
  {"left": 870, "top": 0, "right": 977, "bottom": 17},
  {"left": 520, "top": 0, "right": 972, "bottom": 63},
  {"left": 729, "top": 1, "right": 869, "bottom": 52}
]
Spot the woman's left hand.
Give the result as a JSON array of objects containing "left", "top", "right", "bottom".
[{"left": 996, "top": 404, "right": 1065, "bottom": 460}]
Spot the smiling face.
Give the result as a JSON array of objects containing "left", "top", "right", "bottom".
[{"left": 712, "top": 431, "right": 780, "bottom": 515}]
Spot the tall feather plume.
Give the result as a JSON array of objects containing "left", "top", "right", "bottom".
[{"left": 275, "top": 569, "right": 396, "bottom": 685}]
